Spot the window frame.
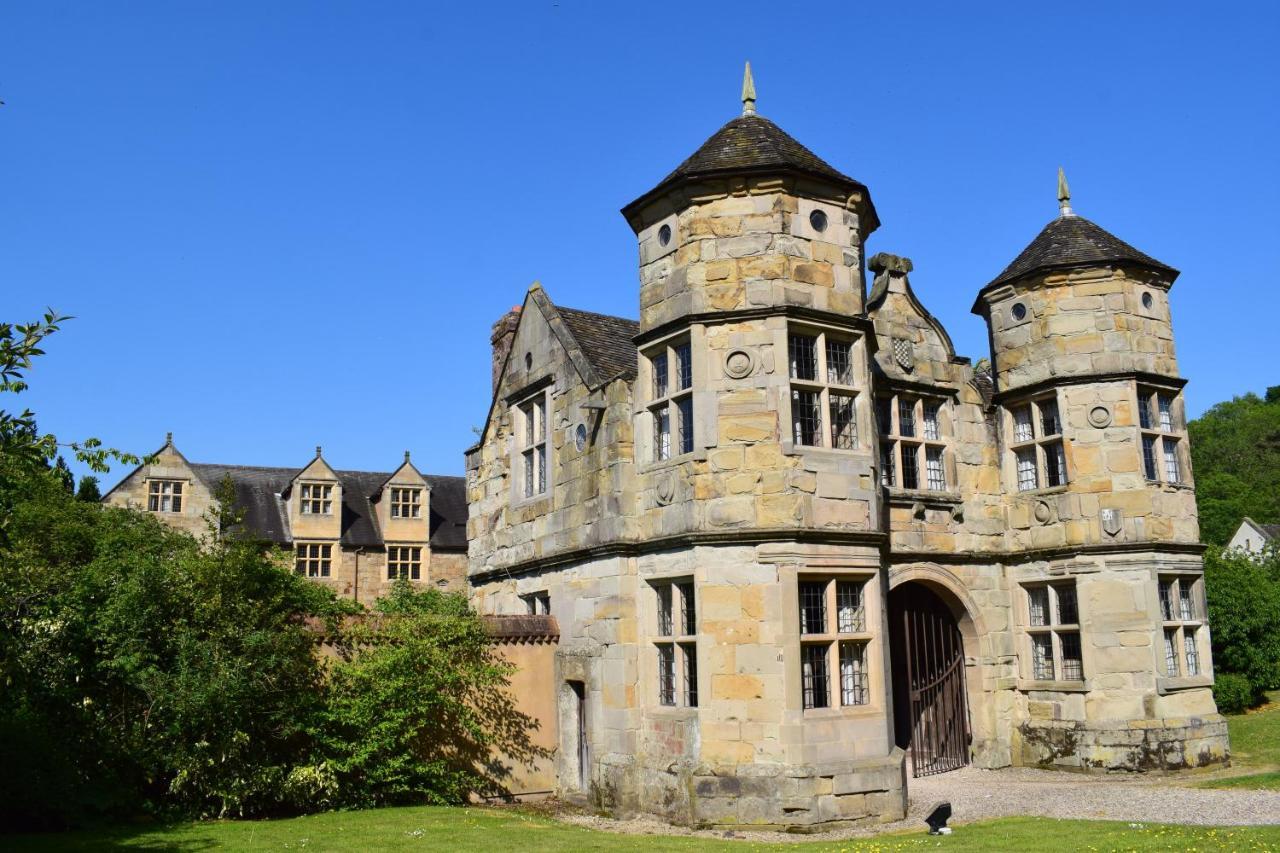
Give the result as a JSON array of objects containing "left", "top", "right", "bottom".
[
  {"left": 652, "top": 578, "right": 698, "bottom": 708},
  {"left": 1138, "top": 387, "right": 1189, "bottom": 487},
  {"left": 786, "top": 325, "right": 862, "bottom": 452},
  {"left": 299, "top": 481, "right": 335, "bottom": 515},
  {"left": 516, "top": 390, "right": 550, "bottom": 500},
  {"left": 1021, "top": 581, "right": 1084, "bottom": 684},
  {"left": 146, "top": 478, "right": 185, "bottom": 513},
  {"left": 1006, "top": 394, "right": 1068, "bottom": 492},
  {"left": 878, "top": 391, "right": 950, "bottom": 491},
  {"left": 1158, "top": 574, "right": 1206, "bottom": 679},
  {"left": 294, "top": 541, "right": 333, "bottom": 578},
  {"left": 646, "top": 338, "right": 695, "bottom": 462},
  {"left": 521, "top": 590, "right": 551, "bottom": 615},
  {"left": 798, "top": 575, "right": 874, "bottom": 711},
  {"left": 386, "top": 544, "right": 422, "bottom": 581},
  {"left": 389, "top": 486, "right": 423, "bottom": 519}
]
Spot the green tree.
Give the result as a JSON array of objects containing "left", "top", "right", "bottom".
[
  {"left": 1202, "top": 544, "right": 1280, "bottom": 706},
  {"left": 75, "top": 475, "right": 101, "bottom": 502},
  {"left": 1188, "top": 390, "right": 1280, "bottom": 544},
  {"left": 311, "top": 582, "right": 548, "bottom": 808}
]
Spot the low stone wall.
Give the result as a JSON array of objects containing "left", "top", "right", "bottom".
[
  {"left": 1018, "top": 715, "right": 1229, "bottom": 772},
  {"left": 595, "top": 749, "right": 907, "bottom": 831},
  {"left": 484, "top": 615, "right": 561, "bottom": 798}
]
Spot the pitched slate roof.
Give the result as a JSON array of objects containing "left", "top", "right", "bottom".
[
  {"left": 623, "top": 113, "right": 876, "bottom": 228},
  {"left": 556, "top": 306, "right": 639, "bottom": 383},
  {"left": 987, "top": 215, "right": 1178, "bottom": 290},
  {"left": 189, "top": 464, "right": 467, "bottom": 550}
]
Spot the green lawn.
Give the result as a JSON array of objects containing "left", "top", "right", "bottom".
[
  {"left": 1198, "top": 689, "right": 1280, "bottom": 790},
  {"left": 6, "top": 808, "right": 1280, "bottom": 852}
]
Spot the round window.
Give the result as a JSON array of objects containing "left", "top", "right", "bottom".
[
  {"left": 809, "top": 209, "right": 828, "bottom": 232},
  {"left": 1011, "top": 302, "right": 1027, "bottom": 322},
  {"left": 658, "top": 224, "right": 672, "bottom": 246},
  {"left": 1142, "top": 292, "right": 1154, "bottom": 309},
  {"left": 574, "top": 423, "right": 588, "bottom": 452}
]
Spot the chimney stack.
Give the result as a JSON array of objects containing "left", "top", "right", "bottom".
[{"left": 490, "top": 306, "right": 522, "bottom": 392}]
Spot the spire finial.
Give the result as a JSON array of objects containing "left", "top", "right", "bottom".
[
  {"left": 1057, "top": 166, "right": 1073, "bottom": 217},
  {"left": 404, "top": 450, "right": 411, "bottom": 463},
  {"left": 165, "top": 431, "right": 173, "bottom": 444},
  {"left": 315, "top": 445, "right": 323, "bottom": 458},
  {"left": 741, "top": 61, "right": 756, "bottom": 116}
]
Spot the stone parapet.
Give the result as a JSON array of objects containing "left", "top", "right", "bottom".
[{"left": 1017, "top": 715, "right": 1229, "bottom": 772}]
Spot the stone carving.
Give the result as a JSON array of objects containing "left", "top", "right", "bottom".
[
  {"left": 724, "top": 348, "right": 755, "bottom": 379},
  {"left": 1034, "top": 500, "right": 1053, "bottom": 524},
  {"left": 655, "top": 473, "right": 677, "bottom": 506},
  {"left": 1101, "top": 508, "right": 1122, "bottom": 537},
  {"left": 1088, "top": 405, "right": 1112, "bottom": 428},
  {"left": 892, "top": 338, "right": 915, "bottom": 373}
]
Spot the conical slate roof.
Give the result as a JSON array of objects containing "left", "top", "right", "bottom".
[
  {"left": 987, "top": 214, "right": 1178, "bottom": 290},
  {"left": 623, "top": 113, "right": 874, "bottom": 224}
]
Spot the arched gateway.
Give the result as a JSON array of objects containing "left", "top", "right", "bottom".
[{"left": 889, "top": 581, "right": 971, "bottom": 777}]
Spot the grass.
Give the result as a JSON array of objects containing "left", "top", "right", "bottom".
[
  {"left": 6, "top": 808, "right": 1280, "bottom": 853},
  {"left": 1198, "top": 689, "right": 1280, "bottom": 790}
]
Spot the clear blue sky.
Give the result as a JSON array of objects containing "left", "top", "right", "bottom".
[{"left": 4, "top": 2, "right": 1277, "bottom": 487}]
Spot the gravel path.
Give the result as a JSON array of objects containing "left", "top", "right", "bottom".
[{"left": 557, "top": 766, "right": 1280, "bottom": 843}]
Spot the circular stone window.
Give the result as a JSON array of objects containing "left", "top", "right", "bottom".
[
  {"left": 658, "top": 224, "right": 672, "bottom": 246},
  {"left": 1142, "top": 291, "right": 1154, "bottom": 310},
  {"left": 1011, "top": 302, "right": 1028, "bottom": 322},
  {"left": 809, "top": 209, "right": 828, "bottom": 232},
  {"left": 574, "top": 423, "right": 588, "bottom": 452}
]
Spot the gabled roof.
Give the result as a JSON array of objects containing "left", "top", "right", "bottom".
[
  {"left": 985, "top": 214, "right": 1178, "bottom": 292},
  {"left": 1239, "top": 517, "right": 1280, "bottom": 543},
  {"left": 556, "top": 305, "right": 640, "bottom": 384},
  {"left": 187, "top": 464, "right": 467, "bottom": 550},
  {"left": 622, "top": 113, "right": 877, "bottom": 228}
]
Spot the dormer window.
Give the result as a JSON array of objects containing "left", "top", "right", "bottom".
[
  {"left": 147, "top": 479, "right": 184, "bottom": 513},
  {"left": 300, "top": 483, "right": 334, "bottom": 515},
  {"left": 390, "top": 487, "right": 422, "bottom": 519}
]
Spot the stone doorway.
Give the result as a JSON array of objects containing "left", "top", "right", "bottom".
[{"left": 889, "top": 582, "right": 971, "bottom": 777}]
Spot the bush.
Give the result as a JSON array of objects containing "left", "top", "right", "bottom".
[
  {"left": 1203, "top": 545, "right": 1280, "bottom": 710},
  {"left": 1213, "top": 672, "right": 1259, "bottom": 714}
]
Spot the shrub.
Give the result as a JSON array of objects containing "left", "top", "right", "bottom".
[
  {"left": 1203, "top": 545, "right": 1280, "bottom": 709},
  {"left": 1213, "top": 672, "right": 1258, "bottom": 714}
]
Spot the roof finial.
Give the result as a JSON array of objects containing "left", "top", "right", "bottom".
[
  {"left": 315, "top": 445, "right": 323, "bottom": 458},
  {"left": 404, "top": 450, "right": 411, "bottom": 462},
  {"left": 165, "top": 431, "right": 173, "bottom": 445},
  {"left": 1057, "top": 166, "right": 1073, "bottom": 217},
  {"left": 741, "top": 61, "right": 756, "bottom": 116}
]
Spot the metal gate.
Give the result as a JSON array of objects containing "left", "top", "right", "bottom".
[{"left": 892, "top": 584, "right": 970, "bottom": 778}]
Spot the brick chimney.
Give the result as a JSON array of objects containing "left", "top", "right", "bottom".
[{"left": 490, "top": 306, "right": 522, "bottom": 392}]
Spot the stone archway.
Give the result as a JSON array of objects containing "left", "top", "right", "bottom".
[{"left": 888, "top": 564, "right": 1003, "bottom": 772}]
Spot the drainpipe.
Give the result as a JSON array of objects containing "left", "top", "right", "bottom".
[{"left": 353, "top": 546, "right": 365, "bottom": 604}]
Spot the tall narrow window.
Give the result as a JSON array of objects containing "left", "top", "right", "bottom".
[
  {"left": 789, "top": 327, "right": 861, "bottom": 450},
  {"left": 147, "top": 479, "right": 184, "bottom": 513},
  {"left": 1009, "top": 395, "right": 1067, "bottom": 491},
  {"left": 1159, "top": 574, "right": 1205, "bottom": 681},
  {"left": 1023, "top": 582, "right": 1082, "bottom": 682},
  {"left": 1139, "top": 387, "right": 1189, "bottom": 487},
  {"left": 648, "top": 339, "right": 695, "bottom": 461},
  {"left": 879, "top": 392, "right": 948, "bottom": 491},
  {"left": 653, "top": 580, "right": 697, "bottom": 707},
  {"left": 799, "top": 576, "right": 873, "bottom": 709},
  {"left": 519, "top": 394, "right": 548, "bottom": 498}
]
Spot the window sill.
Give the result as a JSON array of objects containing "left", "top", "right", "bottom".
[
  {"left": 648, "top": 705, "right": 700, "bottom": 720},
  {"left": 511, "top": 493, "right": 552, "bottom": 510},
  {"left": 780, "top": 441, "right": 866, "bottom": 459},
  {"left": 638, "top": 449, "right": 708, "bottom": 475},
  {"left": 885, "top": 488, "right": 962, "bottom": 506},
  {"left": 1015, "top": 485, "right": 1069, "bottom": 498},
  {"left": 1018, "top": 679, "right": 1090, "bottom": 693},
  {"left": 802, "top": 704, "right": 882, "bottom": 720},
  {"left": 1157, "top": 675, "right": 1213, "bottom": 694}
]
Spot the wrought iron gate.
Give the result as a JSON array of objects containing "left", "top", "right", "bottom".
[{"left": 893, "top": 584, "right": 970, "bottom": 778}]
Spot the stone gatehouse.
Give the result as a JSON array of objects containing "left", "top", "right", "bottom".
[{"left": 464, "top": 67, "right": 1228, "bottom": 829}]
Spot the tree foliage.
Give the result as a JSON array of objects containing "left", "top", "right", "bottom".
[
  {"left": 1202, "top": 544, "right": 1280, "bottom": 707},
  {"left": 1189, "top": 390, "right": 1280, "bottom": 545}
]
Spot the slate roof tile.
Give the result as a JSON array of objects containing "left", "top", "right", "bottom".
[
  {"left": 556, "top": 306, "right": 639, "bottom": 383},
  {"left": 987, "top": 215, "right": 1178, "bottom": 290}
]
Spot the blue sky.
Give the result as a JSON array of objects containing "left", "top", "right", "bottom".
[{"left": 4, "top": 2, "right": 1277, "bottom": 486}]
